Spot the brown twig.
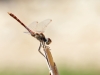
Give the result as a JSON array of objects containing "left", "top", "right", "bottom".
[{"left": 44, "top": 46, "right": 59, "bottom": 75}]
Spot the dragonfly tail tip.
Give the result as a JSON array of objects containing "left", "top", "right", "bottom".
[{"left": 7, "top": 12, "right": 11, "bottom": 14}]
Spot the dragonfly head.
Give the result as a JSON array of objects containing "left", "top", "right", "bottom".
[{"left": 46, "top": 38, "right": 52, "bottom": 45}]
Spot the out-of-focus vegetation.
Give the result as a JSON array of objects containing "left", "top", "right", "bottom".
[{"left": 0, "top": 67, "right": 100, "bottom": 75}]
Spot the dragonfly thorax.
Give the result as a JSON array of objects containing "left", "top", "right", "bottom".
[
  {"left": 34, "top": 33, "right": 51, "bottom": 45},
  {"left": 34, "top": 33, "right": 46, "bottom": 42}
]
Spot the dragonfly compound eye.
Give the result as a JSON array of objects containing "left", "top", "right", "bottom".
[{"left": 46, "top": 38, "right": 52, "bottom": 45}]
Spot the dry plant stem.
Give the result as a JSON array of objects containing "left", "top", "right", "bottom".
[{"left": 44, "top": 46, "right": 59, "bottom": 75}]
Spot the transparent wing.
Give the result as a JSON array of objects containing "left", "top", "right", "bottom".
[
  {"left": 35, "top": 19, "right": 52, "bottom": 33},
  {"left": 28, "top": 21, "right": 38, "bottom": 32},
  {"left": 24, "top": 21, "right": 38, "bottom": 33},
  {"left": 24, "top": 19, "right": 52, "bottom": 34}
]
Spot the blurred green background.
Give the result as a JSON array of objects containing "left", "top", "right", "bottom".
[{"left": 0, "top": 0, "right": 100, "bottom": 75}]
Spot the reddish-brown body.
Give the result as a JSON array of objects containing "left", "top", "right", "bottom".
[{"left": 8, "top": 12, "right": 52, "bottom": 57}]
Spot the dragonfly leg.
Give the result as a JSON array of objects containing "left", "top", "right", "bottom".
[
  {"left": 42, "top": 41, "right": 45, "bottom": 48},
  {"left": 38, "top": 42, "right": 45, "bottom": 57}
]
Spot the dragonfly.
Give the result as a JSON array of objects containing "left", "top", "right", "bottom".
[{"left": 8, "top": 12, "right": 52, "bottom": 57}]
